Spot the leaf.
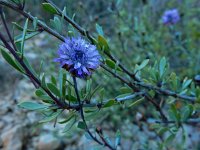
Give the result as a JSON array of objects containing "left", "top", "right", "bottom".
[
  {"left": 96, "top": 23, "right": 104, "bottom": 36},
  {"left": 115, "top": 130, "right": 121, "bottom": 147},
  {"left": 120, "top": 87, "right": 132, "bottom": 94},
  {"left": 33, "top": 17, "right": 38, "bottom": 30},
  {"left": 42, "top": 3, "right": 58, "bottom": 14},
  {"left": 18, "top": 101, "right": 47, "bottom": 110},
  {"left": 40, "top": 95, "right": 54, "bottom": 104},
  {"left": 134, "top": 59, "right": 149, "bottom": 73},
  {"left": 98, "top": 35, "right": 110, "bottom": 53},
  {"left": 21, "top": 18, "right": 29, "bottom": 56},
  {"left": 23, "top": 56, "right": 38, "bottom": 77},
  {"left": 58, "top": 112, "right": 74, "bottom": 124},
  {"left": 0, "top": 49, "right": 23, "bottom": 73},
  {"left": 50, "top": 16, "right": 62, "bottom": 33},
  {"left": 61, "top": 7, "right": 66, "bottom": 28},
  {"left": 59, "top": 70, "right": 66, "bottom": 99},
  {"left": 47, "top": 83, "right": 61, "bottom": 97},
  {"left": 165, "top": 134, "right": 176, "bottom": 145},
  {"left": 51, "top": 75, "right": 57, "bottom": 85},
  {"left": 65, "top": 94, "right": 77, "bottom": 102},
  {"left": 63, "top": 116, "right": 76, "bottom": 133},
  {"left": 157, "top": 127, "right": 169, "bottom": 135},
  {"left": 128, "top": 97, "right": 144, "bottom": 107},
  {"left": 169, "top": 104, "right": 181, "bottom": 122},
  {"left": 84, "top": 79, "right": 92, "bottom": 99},
  {"left": 39, "top": 110, "right": 62, "bottom": 123},
  {"left": 12, "top": 22, "right": 35, "bottom": 32},
  {"left": 182, "top": 78, "right": 192, "bottom": 90},
  {"left": 35, "top": 89, "right": 45, "bottom": 97},
  {"left": 103, "top": 99, "right": 115, "bottom": 108},
  {"left": 105, "top": 59, "right": 121, "bottom": 71},
  {"left": 77, "top": 121, "right": 86, "bottom": 130},
  {"left": 181, "top": 105, "right": 193, "bottom": 121},
  {"left": 15, "top": 31, "right": 40, "bottom": 43},
  {"left": 159, "top": 57, "right": 167, "bottom": 78}
]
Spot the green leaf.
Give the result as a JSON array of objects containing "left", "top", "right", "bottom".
[
  {"left": 169, "top": 104, "right": 181, "bottom": 122},
  {"left": 41, "top": 73, "right": 47, "bottom": 88},
  {"left": 51, "top": 75, "right": 57, "bottom": 85},
  {"left": 120, "top": 87, "right": 132, "bottom": 94},
  {"left": 182, "top": 78, "right": 192, "bottom": 90},
  {"left": 42, "top": 3, "right": 58, "bottom": 14},
  {"left": 98, "top": 35, "right": 110, "bottom": 53},
  {"left": 159, "top": 57, "right": 167, "bottom": 78},
  {"left": 47, "top": 83, "right": 61, "bottom": 97},
  {"left": 96, "top": 23, "right": 104, "bottom": 36},
  {"left": 50, "top": 16, "right": 62, "bottom": 33},
  {"left": 165, "top": 134, "right": 176, "bottom": 145},
  {"left": 128, "top": 97, "right": 144, "bottom": 107},
  {"left": 35, "top": 89, "right": 45, "bottom": 97},
  {"left": 134, "top": 59, "right": 149, "bottom": 73},
  {"left": 77, "top": 121, "right": 86, "bottom": 130},
  {"left": 58, "top": 112, "right": 75, "bottom": 124},
  {"left": 157, "top": 127, "right": 169, "bottom": 135},
  {"left": 18, "top": 101, "right": 47, "bottom": 110},
  {"left": 39, "top": 110, "right": 62, "bottom": 123},
  {"left": 115, "top": 130, "right": 121, "bottom": 147},
  {"left": 40, "top": 95, "right": 54, "bottom": 104},
  {"left": 65, "top": 94, "right": 77, "bottom": 102},
  {"left": 23, "top": 56, "right": 38, "bottom": 77},
  {"left": 103, "top": 99, "right": 115, "bottom": 108},
  {"left": 21, "top": 19, "right": 29, "bottom": 56},
  {"left": 12, "top": 22, "right": 35, "bottom": 32},
  {"left": 0, "top": 49, "right": 23, "bottom": 73},
  {"left": 33, "top": 17, "right": 38, "bottom": 30},
  {"left": 105, "top": 59, "right": 121, "bottom": 71},
  {"left": 63, "top": 116, "right": 76, "bottom": 133},
  {"left": 181, "top": 105, "right": 193, "bottom": 121},
  {"left": 59, "top": 70, "right": 66, "bottom": 99},
  {"left": 15, "top": 31, "right": 40, "bottom": 43}
]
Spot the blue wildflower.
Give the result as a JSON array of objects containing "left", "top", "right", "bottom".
[
  {"left": 162, "top": 9, "right": 180, "bottom": 25},
  {"left": 54, "top": 37, "right": 101, "bottom": 78}
]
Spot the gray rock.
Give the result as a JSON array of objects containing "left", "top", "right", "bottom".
[
  {"left": 1, "top": 125, "right": 24, "bottom": 150},
  {"left": 0, "top": 121, "right": 4, "bottom": 130},
  {"left": 0, "top": 137, "right": 3, "bottom": 148},
  {"left": 37, "top": 134, "right": 62, "bottom": 150}
]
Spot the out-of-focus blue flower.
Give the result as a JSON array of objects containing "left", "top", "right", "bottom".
[
  {"left": 54, "top": 37, "right": 101, "bottom": 78},
  {"left": 162, "top": 9, "right": 180, "bottom": 25}
]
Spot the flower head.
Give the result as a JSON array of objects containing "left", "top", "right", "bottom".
[
  {"left": 54, "top": 37, "right": 101, "bottom": 78},
  {"left": 162, "top": 9, "right": 180, "bottom": 25}
]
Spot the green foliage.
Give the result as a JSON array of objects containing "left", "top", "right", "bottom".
[
  {"left": 18, "top": 101, "right": 47, "bottom": 110},
  {"left": 42, "top": 3, "right": 58, "bottom": 14}
]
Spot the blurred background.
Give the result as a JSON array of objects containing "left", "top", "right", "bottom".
[{"left": 0, "top": 0, "right": 200, "bottom": 149}]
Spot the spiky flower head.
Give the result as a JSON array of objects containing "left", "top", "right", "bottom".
[
  {"left": 54, "top": 37, "right": 101, "bottom": 78},
  {"left": 162, "top": 9, "right": 180, "bottom": 25}
]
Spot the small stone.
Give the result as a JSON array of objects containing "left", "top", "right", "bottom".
[
  {"left": 1, "top": 125, "right": 24, "bottom": 150},
  {"left": 37, "top": 134, "right": 62, "bottom": 150},
  {"left": 0, "top": 121, "right": 4, "bottom": 130},
  {"left": 0, "top": 137, "right": 3, "bottom": 148}
]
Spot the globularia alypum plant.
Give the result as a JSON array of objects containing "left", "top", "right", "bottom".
[{"left": 0, "top": 0, "right": 200, "bottom": 150}]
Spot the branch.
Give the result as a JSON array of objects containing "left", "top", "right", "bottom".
[
  {"left": 101, "top": 64, "right": 168, "bottom": 121},
  {"left": 72, "top": 77, "right": 115, "bottom": 150}
]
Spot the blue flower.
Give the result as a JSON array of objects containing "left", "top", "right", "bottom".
[
  {"left": 54, "top": 37, "right": 101, "bottom": 78},
  {"left": 162, "top": 9, "right": 180, "bottom": 25}
]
